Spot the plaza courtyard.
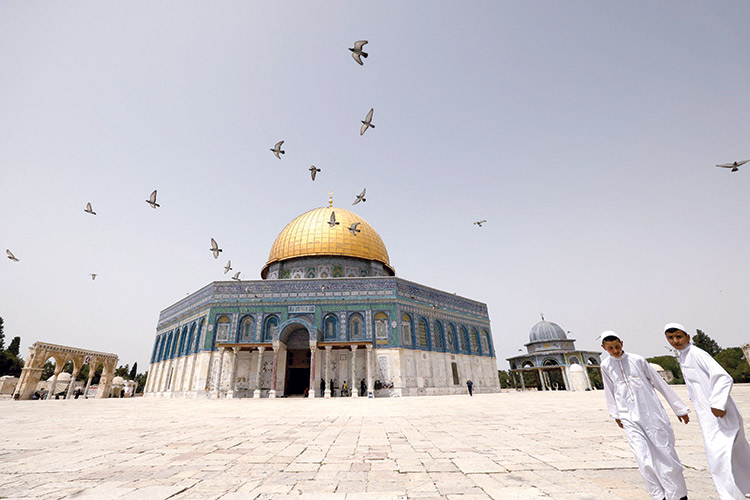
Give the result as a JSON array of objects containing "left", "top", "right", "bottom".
[{"left": 2, "top": 386, "right": 749, "bottom": 500}]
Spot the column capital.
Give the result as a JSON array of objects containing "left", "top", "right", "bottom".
[
  {"left": 257, "top": 346, "right": 266, "bottom": 353},
  {"left": 325, "top": 345, "right": 333, "bottom": 351},
  {"left": 309, "top": 342, "right": 318, "bottom": 351},
  {"left": 366, "top": 344, "right": 373, "bottom": 351},
  {"left": 232, "top": 347, "right": 241, "bottom": 354},
  {"left": 272, "top": 341, "right": 281, "bottom": 352},
  {"left": 350, "top": 344, "right": 358, "bottom": 351}
]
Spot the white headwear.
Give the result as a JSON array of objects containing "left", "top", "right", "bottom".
[
  {"left": 663, "top": 322, "right": 688, "bottom": 334},
  {"left": 599, "top": 330, "right": 621, "bottom": 343}
]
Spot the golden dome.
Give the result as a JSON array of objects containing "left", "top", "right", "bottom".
[{"left": 262, "top": 206, "right": 392, "bottom": 277}]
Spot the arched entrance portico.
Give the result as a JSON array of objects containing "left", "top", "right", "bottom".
[{"left": 283, "top": 328, "right": 312, "bottom": 396}]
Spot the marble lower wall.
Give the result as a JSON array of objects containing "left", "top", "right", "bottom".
[{"left": 145, "top": 348, "right": 500, "bottom": 399}]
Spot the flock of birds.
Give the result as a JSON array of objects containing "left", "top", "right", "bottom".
[{"left": 4, "top": 38, "right": 749, "bottom": 280}]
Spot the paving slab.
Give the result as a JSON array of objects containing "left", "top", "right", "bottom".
[{"left": 1, "top": 385, "right": 749, "bottom": 499}]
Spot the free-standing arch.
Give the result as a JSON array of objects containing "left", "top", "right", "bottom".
[{"left": 13, "top": 342, "right": 118, "bottom": 400}]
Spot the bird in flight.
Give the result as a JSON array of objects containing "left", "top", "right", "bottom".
[
  {"left": 348, "top": 222, "right": 361, "bottom": 236},
  {"left": 328, "top": 212, "right": 340, "bottom": 227},
  {"left": 716, "top": 159, "right": 749, "bottom": 172},
  {"left": 271, "top": 141, "right": 285, "bottom": 159},
  {"left": 309, "top": 165, "right": 320, "bottom": 181},
  {"left": 90, "top": 274, "right": 97, "bottom": 280},
  {"left": 210, "top": 238, "right": 222, "bottom": 259},
  {"left": 352, "top": 188, "right": 366, "bottom": 205},
  {"left": 146, "top": 190, "right": 160, "bottom": 209},
  {"left": 360, "top": 108, "right": 374, "bottom": 136},
  {"left": 231, "top": 271, "right": 241, "bottom": 281},
  {"left": 474, "top": 220, "right": 487, "bottom": 227},
  {"left": 84, "top": 202, "right": 96, "bottom": 215},
  {"left": 224, "top": 260, "right": 232, "bottom": 274},
  {"left": 6, "top": 249, "right": 19, "bottom": 262},
  {"left": 349, "top": 40, "right": 368, "bottom": 66}
]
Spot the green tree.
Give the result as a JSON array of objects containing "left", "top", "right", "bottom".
[
  {"left": 0, "top": 350, "right": 24, "bottom": 377},
  {"left": 7, "top": 336, "right": 20, "bottom": 357},
  {"left": 647, "top": 355, "right": 684, "bottom": 384},
  {"left": 135, "top": 370, "right": 148, "bottom": 393},
  {"left": 714, "top": 347, "right": 750, "bottom": 383},
  {"left": 41, "top": 361, "right": 55, "bottom": 380},
  {"left": 78, "top": 364, "right": 103, "bottom": 385},
  {"left": 693, "top": 329, "right": 721, "bottom": 357},
  {"left": 0, "top": 316, "right": 5, "bottom": 351},
  {"left": 114, "top": 364, "right": 129, "bottom": 378},
  {"left": 129, "top": 362, "right": 138, "bottom": 380}
]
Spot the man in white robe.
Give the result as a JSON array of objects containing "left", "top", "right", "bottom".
[
  {"left": 665, "top": 323, "right": 750, "bottom": 500},
  {"left": 601, "top": 331, "right": 691, "bottom": 500}
]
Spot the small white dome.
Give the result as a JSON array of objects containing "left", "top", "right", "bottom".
[
  {"left": 649, "top": 363, "right": 666, "bottom": 373},
  {"left": 48, "top": 372, "right": 72, "bottom": 382},
  {"left": 112, "top": 376, "right": 125, "bottom": 384},
  {"left": 569, "top": 364, "right": 585, "bottom": 373},
  {"left": 529, "top": 320, "right": 568, "bottom": 343}
]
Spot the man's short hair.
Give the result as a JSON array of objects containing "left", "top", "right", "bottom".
[{"left": 602, "top": 335, "right": 620, "bottom": 343}]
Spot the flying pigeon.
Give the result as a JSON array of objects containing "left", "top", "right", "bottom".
[
  {"left": 348, "top": 222, "right": 361, "bottom": 235},
  {"left": 231, "top": 271, "right": 241, "bottom": 281},
  {"left": 349, "top": 40, "right": 369, "bottom": 66},
  {"left": 352, "top": 188, "right": 366, "bottom": 205},
  {"left": 6, "top": 249, "right": 19, "bottom": 262},
  {"left": 328, "top": 212, "right": 340, "bottom": 227},
  {"left": 309, "top": 165, "right": 320, "bottom": 181},
  {"left": 360, "top": 108, "right": 375, "bottom": 136},
  {"left": 271, "top": 141, "right": 285, "bottom": 159},
  {"left": 84, "top": 202, "right": 96, "bottom": 215},
  {"left": 90, "top": 274, "right": 97, "bottom": 280},
  {"left": 210, "top": 238, "right": 222, "bottom": 259},
  {"left": 146, "top": 190, "right": 160, "bottom": 209},
  {"left": 716, "top": 159, "right": 749, "bottom": 172},
  {"left": 224, "top": 260, "right": 232, "bottom": 274},
  {"left": 474, "top": 220, "right": 487, "bottom": 227}
]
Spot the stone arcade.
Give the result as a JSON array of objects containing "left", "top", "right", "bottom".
[{"left": 144, "top": 202, "right": 500, "bottom": 398}]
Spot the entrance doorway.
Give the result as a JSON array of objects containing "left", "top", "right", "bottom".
[{"left": 284, "top": 349, "right": 311, "bottom": 396}]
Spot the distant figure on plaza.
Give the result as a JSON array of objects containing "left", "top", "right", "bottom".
[
  {"left": 120, "top": 389, "right": 125, "bottom": 398},
  {"left": 320, "top": 379, "right": 325, "bottom": 396},
  {"left": 341, "top": 381, "right": 348, "bottom": 397},
  {"left": 360, "top": 378, "right": 366, "bottom": 397},
  {"left": 600, "top": 331, "right": 690, "bottom": 500},
  {"left": 466, "top": 379, "right": 473, "bottom": 396},
  {"left": 664, "top": 323, "right": 750, "bottom": 500}
]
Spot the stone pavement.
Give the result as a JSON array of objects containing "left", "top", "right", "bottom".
[{"left": 2, "top": 385, "right": 749, "bottom": 500}]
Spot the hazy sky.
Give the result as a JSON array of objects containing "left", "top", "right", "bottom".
[{"left": 2, "top": 2, "right": 749, "bottom": 372}]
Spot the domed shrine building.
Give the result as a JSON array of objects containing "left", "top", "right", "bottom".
[
  {"left": 506, "top": 319, "right": 602, "bottom": 391},
  {"left": 144, "top": 203, "right": 500, "bottom": 398}
]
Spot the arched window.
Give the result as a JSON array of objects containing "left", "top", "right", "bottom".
[
  {"left": 481, "top": 330, "right": 490, "bottom": 355},
  {"left": 159, "top": 333, "right": 169, "bottom": 361},
  {"left": 374, "top": 312, "right": 389, "bottom": 340},
  {"left": 239, "top": 316, "right": 254, "bottom": 342},
  {"left": 569, "top": 356, "right": 580, "bottom": 365},
  {"left": 216, "top": 316, "right": 231, "bottom": 342},
  {"left": 323, "top": 314, "right": 338, "bottom": 340},
  {"left": 170, "top": 331, "right": 180, "bottom": 358},
  {"left": 401, "top": 313, "right": 412, "bottom": 346},
  {"left": 587, "top": 357, "right": 598, "bottom": 365},
  {"left": 186, "top": 324, "right": 196, "bottom": 355},
  {"left": 459, "top": 326, "right": 469, "bottom": 353},
  {"left": 447, "top": 324, "right": 457, "bottom": 352},
  {"left": 417, "top": 318, "right": 428, "bottom": 347},
  {"left": 470, "top": 328, "right": 479, "bottom": 354},
  {"left": 433, "top": 321, "right": 444, "bottom": 350},
  {"left": 348, "top": 313, "right": 364, "bottom": 340},
  {"left": 178, "top": 328, "right": 187, "bottom": 355},
  {"left": 151, "top": 337, "right": 161, "bottom": 363},
  {"left": 263, "top": 315, "right": 278, "bottom": 342},
  {"left": 195, "top": 319, "right": 204, "bottom": 353}
]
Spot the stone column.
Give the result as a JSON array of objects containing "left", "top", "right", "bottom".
[
  {"left": 562, "top": 366, "right": 571, "bottom": 391},
  {"left": 324, "top": 346, "right": 332, "bottom": 398},
  {"left": 66, "top": 367, "right": 81, "bottom": 400},
  {"left": 268, "top": 344, "right": 279, "bottom": 399},
  {"left": 253, "top": 347, "right": 265, "bottom": 398},
  {"left": 308, "top": 343, "right": 317, "bottom": 398},
  {"left": 227, "top": 347, "right": 240, "bottom": 398},
  {"left": 350, "top": 345, "right": 358, "bottom": 398},
  {"left": 170, "top": 358, "right": 181, "bottom": 395},
  {"left": 366, "top": 345, "right": 373, "bottom": 397},
  {"left": 519, "top": 371, "right": 526, "bottom": 391},
  {"left": 585, "top": 367, "right": 594, "bottom": 391},
  {"left": 212, "top": 347, "right": 226, "bottom": 398},
  {"left": 46, "top": 365, "right": 62, "bottom": 400},
  {"left": 84, "top": 369, "right": 95, "bottom": 398},
  {"left": 178, "top": 354, "right": 189, "bottom": 393}
]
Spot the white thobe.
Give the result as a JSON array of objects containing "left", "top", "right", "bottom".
[
  {"left": 678, "top": 344, "right": 750, "bottom": 500},
  {"left": 602, "top": 352, "right": 690, "bottom": 500}
]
